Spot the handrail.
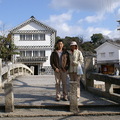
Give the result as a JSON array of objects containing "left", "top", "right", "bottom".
[
  {"left": 2, "top": 63, "right": 33, "bottom": 75},
  {"left": 0, "top": 59, "right": 33, "bottom": 87},
  {"left": 84, "top": 55, "right": 120, "bottom": 103},
  {"left": 86, "top": 72, "right": 120, "bottom": 103},
  {"left": 87, "top": 72, "right": 120, "bottom": 85}
]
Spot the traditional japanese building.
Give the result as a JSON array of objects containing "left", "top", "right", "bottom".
[
  {"left": 95, "top": 41, "right": 120, "bottom": 75},
  {"left": 10, "top": 16, "right": 56, "bottom": 75}
]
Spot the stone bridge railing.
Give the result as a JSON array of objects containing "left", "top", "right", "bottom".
[
  {"left": 0, "top": 58, "right": 33, "bottom": 112},
  {"left": 0, "top": 59, "right": 33, "bottom": 88},
  {"left": 84, "top": 55, "right": 120, "bottom": 104},
  {"left": 70, "top": 55, "right": 120, "bottom": 113},
  {"left": 86, "top": 72, "right": 120, "bottom": 103}
]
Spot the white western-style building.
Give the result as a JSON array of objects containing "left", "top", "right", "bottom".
[{"left": 10, "top": 16, "right": 56, "bottom": 75}]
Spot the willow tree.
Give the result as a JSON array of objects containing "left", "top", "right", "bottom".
[{"left": 0, "top": 34, "right": 18, "bottom": 62}]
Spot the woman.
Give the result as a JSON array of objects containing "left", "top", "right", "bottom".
[{"left": 68, "top": 41, "right": 84, "bottom": 101}]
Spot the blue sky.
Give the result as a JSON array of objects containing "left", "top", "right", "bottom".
[{"left": 0, "top": 0, "right": 120, "bottom": 41}]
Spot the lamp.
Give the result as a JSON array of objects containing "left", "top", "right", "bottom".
[{"left": 5, "top": 42, "right": 10, "bottom": 49}]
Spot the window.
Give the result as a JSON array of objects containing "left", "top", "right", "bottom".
[
  {"left": 33, "top": 51, "right": 39, "bottom": 57},
  {"left": 20, "top": 51, "right": 25, "bottom": 57},
  {"left": 101, "top": 53, "right": 105, "bottom": 58},
  {"left": 26, "top": 51, "right": 32, "bottom": 57},
  {"left": 26, "top": 34, "right": 32, "bottom": 40},
  {"left": 40, "top": 51, "right": 45, "bottom": 57},
  {"left": 33, "top": 34, "right": 39, "bottom": 40},
  {"left": 20, "top": 34, "right": 45, "bottom": 41},
  {"left": 109, "top": 52, "right": 114, "bottom": 57},
  {"left": 40, "top": 34, "right": 45, "bottom": 40},
  {"left": 20, "top": 34, "right": 25, "bottom": 40}
]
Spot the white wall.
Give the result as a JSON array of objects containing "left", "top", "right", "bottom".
[
  {"left": 43, "top": 50, "right": 52, "bottom": 66},
  {"left": 119, "top": 50, "right": 120, "bottom": 60},
  {"left": 19, "top": 22, "right": 46, "bottom": 30},
  {"left": 13, "top": 34, "right": 51, "bottom": 46},
  {"left": 97, "top": 43, "right": 119, "bottom": 62}
]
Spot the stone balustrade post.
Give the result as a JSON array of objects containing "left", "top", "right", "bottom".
[
  {"left": 105, "top": 82, "right": 113, "bottom": 93},
  {"left": 4, "top": 82, "right": 14, "bottom": 112},
  {"left": 69, "top": 81, "right": 78, "bottom": 113},
  {"left": 24, "top": 69, "right": 26, "bottom": 75},
  {"left": 84, "top": 55, "right": 95, "bottom": 89},
  {"left": 18, "top": 67, "right": 20, "bottom": 75},
  {"left": 30, "top": 66, "right": 34, "bottom": 75},
  {"left": 21, "top": 67, "right": 23, "bottom": 75}
]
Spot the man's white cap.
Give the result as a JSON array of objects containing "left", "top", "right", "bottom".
[{"left": 70, "top": 41, "right": 77, "bottom": 46}]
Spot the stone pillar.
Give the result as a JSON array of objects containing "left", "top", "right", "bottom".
[
  {"left": 84, "top": 55, "right": 95, "bottom": 89},
  {"left": 21, "top": 67, "right": 24, "bottom": 75},
  {"left": 105, "top": 82, "right": 113, "bottom": 93},
  {"left": 0, "top": 58, "right": 2, "bottom": 88},
  {"left": 30, "top": 66, "right": 34, "bottom": 75},
  {"left": 4, "top": 82, "right": 14, "bottom": 112},
  {"left": 7, "top": 65, "right": 10, "bottom": 82},
  {"left": 69, "top": 81, "right": 78, "bottom": 113}
]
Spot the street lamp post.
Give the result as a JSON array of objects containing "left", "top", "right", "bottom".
[{"left": 5, "top": 42, "right": 11, "bottom": 82}]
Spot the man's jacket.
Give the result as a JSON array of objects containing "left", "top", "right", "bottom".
[{"left": 50, "top": 50, "right": 70, "bottom": 71}]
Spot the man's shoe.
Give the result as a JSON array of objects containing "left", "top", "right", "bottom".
[{"left": 56, "top": 97, "right": 60, "bottom": 101}]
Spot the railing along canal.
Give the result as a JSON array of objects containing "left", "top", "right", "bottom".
[{"left": 84, "top": 55, "right": 120, "bottom": 103}]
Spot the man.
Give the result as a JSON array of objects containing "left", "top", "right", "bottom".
[{"left": 50, "top": 39, "right": 70, "bottom": 101}]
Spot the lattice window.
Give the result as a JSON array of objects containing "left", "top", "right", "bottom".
[
  {"left": 20, "top": 51, "right": 25, "bottom": 57},
  {"left": 40, "top": 34, "right": 45, "bottom": 40},
  {"left": 26, "top": 51, "right": 32, "bottom": 57},
  {"left": 26, "top": 34, "right": 32, "bottom": 40},
  {"left": 40, "top": 51, "right": 45, "bottom": 57},
  {"left": 33, "top": 34, "right": 39, "bottom": 40},
  {"left": 20, "top": 34, "right": 25, "bottom": 40},
  {"left": 20, "top": 34, "right": 45, "bottom": 41},
  {"left": 33, "top": 51, "right": 39, "bottom": 57}
]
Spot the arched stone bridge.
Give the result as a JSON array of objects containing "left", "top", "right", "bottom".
[
  {"left": 0, "top": 59, "right": 33, "bottom": 88},
  {"left": 0, "top": 57, "right": 120, "bottom": 115}
]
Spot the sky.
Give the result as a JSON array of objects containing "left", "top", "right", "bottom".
[{"left": 0, "top": 0, "right": 120, "bottom": 41}]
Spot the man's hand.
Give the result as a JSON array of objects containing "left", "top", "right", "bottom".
[
  {"left": 55, "top": 68, "right": 59, "bottom": 72},
  {"left": 62, "top": 69, "right": 66, "bottom": 72}
]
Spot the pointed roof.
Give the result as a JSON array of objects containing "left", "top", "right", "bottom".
[
  {"left": 10, "top": 16, "right": 56, "bottom": 33},
  {"left": 95, "top": 41, "right": 120, "bottom": 51}
]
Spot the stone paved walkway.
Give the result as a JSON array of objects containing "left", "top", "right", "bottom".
[
  {"left": 0, "top": 75, "right": 117, "bottom": 106},
  {"left": 12, "top": 75, "right": 118, "bottom": 106},
  {"left": 0, "top": 75, "right": 120, "bottom": 117}
]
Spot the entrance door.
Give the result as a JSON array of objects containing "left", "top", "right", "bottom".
[
  {"left": 34, "top": 65, "right": 38, "bottom": 75},
  {"left": 101, "top": 64, "right": 114, "bottom": 75}
]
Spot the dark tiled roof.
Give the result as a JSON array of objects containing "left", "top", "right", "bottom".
[{"left": 107, "top": 41, "right": 120, "bottom": 48}]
